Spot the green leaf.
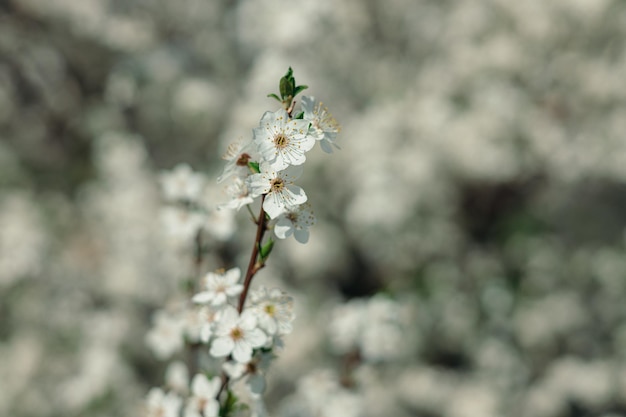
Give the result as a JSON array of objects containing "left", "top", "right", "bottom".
[
  {"left": 293, "top": 85, "right": 308, "bottom": 96},
  {"left": 267, "top": 93, "right": 281, "bottom": 102},
  {"left": 293, "top": 111, "right": 305, "bottom": 119},
  {"left": 280, "top": 67, "right": 298, "bottom": 100},
  {"left": 248, "top": 161, "right": 260, "bottom": 173}
]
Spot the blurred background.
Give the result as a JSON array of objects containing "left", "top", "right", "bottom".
[{"left": 2, "top": 0, "right": 626, "bottom": 416}]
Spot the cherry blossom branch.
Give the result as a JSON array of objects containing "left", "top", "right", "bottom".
[
  {"left": 238, "top": 194, "right": 268, "bottom": 313},
  {"left": 216, "top": 195, "right": 268, "bottom": 399}
]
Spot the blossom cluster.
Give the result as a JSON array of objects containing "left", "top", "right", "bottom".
[
  {"left": 218, "top": 92, "right": 339, "bottom": 243},
  {"left": 144, "top": 68, "right": 340, "bottom": 417}
]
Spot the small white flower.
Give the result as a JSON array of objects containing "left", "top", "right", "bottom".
[
  {"left": 192, "top": 267, "right": 244, "bottom": 307},
  {"left": 144, "top": 387, "right": 182, "bottom": 417},
  {"left": 247, "top": 163, "right": 307, "bottom": 219},
  {"left": 197, "top": 305, "right": 222, "bottom": 343},
  {"left": 328, "top": 300, "right": 365, "bottom": 354},
  {"left": 219, "top": 177, "right": 255, "bottom": 211},
  {"left": 253, "top": 108, "right": 315, "bottom": 170},
  {"left": 222, "top": 352, "right": 272, "bottom": 395},
  {"left": 273, "top": 203, "right": 316, "bottom": 243},
  {"left": 218, "top": 139, "right": 259, "bottom": 183},
  {"left": 301, "top": 96, "right": 340, "bottom": 153},
  {"left": 184, "top": 374, "right": 221, "bottom": 417},
  {"left": 160, "top": 163, "right": 206, "bottom": 202},
  {"left": 209, "top": 306, "right": 268, "bottom": 363},
  {"left": 203, "top": 207, "right": 237, "bottom": 241},
  {"left": 145, "top": 310, "right": 185, "bottom": 360},
  {"left": 250, "top": 286, "right": 295, "bottom": 336},
  {"left": 160, "top": 206, "right": 205, "bottom": 242},
  {"left": 165, "top": 361, "right": 189, "bottom": 395}
]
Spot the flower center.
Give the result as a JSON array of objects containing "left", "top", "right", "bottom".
[
  {"left": 273, "top": 133, "right": 289, "bottom": 149},
  {"left": 230, "top": 327, "right": 244, "bottom": 341},
  {"left": 270, "top": 178, "right": 285, "bottom": 192},
  {"left": 236, "top": 153, "right": 251, "bottom": 166},
  {"left": 264, "top": 304, "right": 276, "bottom": 317}
]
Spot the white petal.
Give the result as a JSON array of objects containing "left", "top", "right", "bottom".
[
  {"left": 225, "top": 268, "right": 241, "bottom": 284},
  {"left": 225, "top": 284, "right": 244, "bottom": 297},
  {"left": 200, "top": 325, "right": 212, "bottom": 343},
  {"left": 211, "top": 292, "right": 227, "bottom": 306},
  {"left": 191, "top": 373, "right": 210, "bottom": 396},
  {"left": 248, "top": 374, "right": 266, "bottom": 395},
  {"left": 192, "top": 291, "right": 214, "bottom": 304},
  {"left": 210, "top": 337, "right": 234, "bottom": 358},
  {"left": 232, "top": 341, "right": 253, "bottom": 363},
  {"left": 263, "top": 193, "right": 285, "bottom": 219},
  {"left": 203, "top": 399, "right": 220, "bottom": 417},
  {"left": 273, "top": 219, "right": 293, "bottom": 239},
  {"left": 246, "top": 328, "right": 268, "bottom": 348},
  {"left": 284, "top": 185, "right": 307, "bottom": 206},
  {"left": 294, "top": 229, "right": 310, "bottom": 244}
]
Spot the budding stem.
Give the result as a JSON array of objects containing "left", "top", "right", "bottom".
[
  {"left": 217, "top": 195, "right": 268, "bottom": 399},
  {"left": 239, "top": 194, "right": 267, "bottom": 312}
]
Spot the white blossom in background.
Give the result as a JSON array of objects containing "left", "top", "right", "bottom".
[
  {"left": 196, "top": 305, "right": 223, "bottom": 343},
  {"left": 273, "top": 203, "right": 316, "bottom": 243},
  {"left": 184, "top": 374, "right": 221, "bottom": 417},
  {"left": 159, "top": 163, "right": 206, "bottom": 203},
  {"left": 165, "top": 361, "right": 189, "bottom": 395},
  {"left": 249, "top": 286, "right": 295, "bottom": 336},
  {"left": 192, "top": 267, "right": 244, "bottom": 306},
  {"left": 280, "top": 369, "right": 364, "bottom": 417},
  {"left": 160, "top": 205, "right": 205, "bottom": 243},
  {"left": 301, "top": 95, "right": 341, "bottom": 153},
  {"left": 145, "top": 310, "right": 185, "bottom": 360},
  {"left": 222, "top": 352, "right": 272, "bottom": 395},
  {"left": 253, "top": 108, "right": 314, "bottom": 170},
  {"left": 328, "top": 295, "right": 408, "bottom": 362},
  {"left": 209, "top": 306, "right": 268, "bottom": 363},
  {"left": 247, "top": 163, "right": 307, "bottom": 219},
  {"left": 202, "top": 206, "right": 237, "bottom": 241},
  {"left": 218, "top": 138, "right": 259, "bottom": 183},
  {"left": 219, "top": 176, "right": 255, "bottom": 211},
  {"left": 0, "top": 193, "right": 46, "bottom": 287},
  {"left": 144, "top": 388, "right": 182, "bottom": 417}
]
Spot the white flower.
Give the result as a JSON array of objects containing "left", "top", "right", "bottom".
[
  {"left": 160, "top": 206, "right": 205, "bottom": 242},
  {"left": 210, "top": 306, "right": 268, "bottom": 363},
  {"left": 219, "top": 177, "right": 255, "bottom": 211},
  {"left": 160, "top": 163, "right": 206, "bottom": 202},
  {"left": 328, "top": 295, "right": 407, "bottom": 361},
  {"left": 247, "top": 163, "right": 307, "bottom": 219},
  {"left": 222, "top": 352, "right": 272, "bottom": 395},
  {"left": 184, "top": 374, "right": 221, "bottom": 417},
  {"left": 192, "top": 267, "right": 244, "bottom": 306},
  {"left": 253, "top": 108, "right": 314, "bottom": 170},
  {"left": 145, "top": 310, "right": 185, "bottom": 360},
  {"left": 165, "top": 361, "right": 189, "bottom": 395},
  {"left": 294, "top": 370, "right": 364, "bottom": 417},
  {"left": 144, "top": 387, "right": 182, "bottom": 417},
  {"left": 273, "top": 203, "right": 316, "bottom": 243},
  {"left": 197, "top": 305, "right": 222, "bottom": 343},
  {"left": 218, "top": 139, "right": 259, "bottom": 183},
  {"left": 203, "top": 207, "right": 236, "bottom": 241},
  {"left": 301, "top": 96, "right": 340, "bottom": 153},
  {"left": 249, "top": 286, "right": 295, "bottom": 336}
]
